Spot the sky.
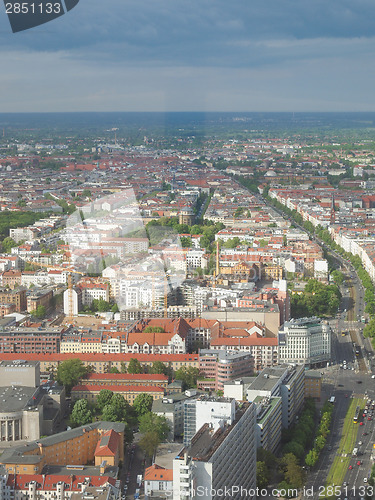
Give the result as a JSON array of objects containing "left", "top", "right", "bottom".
[{"left": 1, "top": 0, "right": 375, "bottom": 112}]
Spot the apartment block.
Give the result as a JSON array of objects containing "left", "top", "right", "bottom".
[
  {"left": 183, "top": 396, "right": 236, "bottom": 447},
  {"left": 173, "top": 402, "right": 256, "bottom": 500},
  {"left": 253, "top": 395, "right": 282, "bottom": 453},
  {"left": 246, "top": 364, "right": 305, "bottom": 428},
  {"left": 0, "top": 289, "right": 27, "bottom": 312},
  {"left": 0, "top": 421, "right": 125, "bottom": 474}
]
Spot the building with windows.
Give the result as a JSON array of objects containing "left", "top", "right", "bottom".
[
  {"left": 0, "top": 326, "right": 63, "bottom": 354},
  {"left": 152, "top": 390, "right": 201, "bottom": 440},
  {"left": 0, "top": 289, "right": 26, "bottom": 312},
  {"left": 144, "top": 464, "right": 173, "bottom": 498},
  {"left": 246, "top": 364, "right": 305, "bottom": 429},
  {"left": 26, "top": 288, "right": 54, "bottom": 313},
  {"left": 173, "top": 402, "right": 256, "bottom": 500},
  {"left": 81, "top": 373, "right": 168, "bottom": 389},
  {"left": 253, "top": 395, "right": 282, "bottom": 453},
  {"left": 0, "top": 360, "right": 65, "bottom": 442},
  {"left": 278, "top": 317, "right": 331, "bottom": 367},
  {"left": 304, "top": 370, "right": 322, "bottom": 399},
  {"left": 0, "top": 421, "right": 125, "bottom": 474},
  {"left": 71, "top": 384, "right": 164, "bottom": 405},
  {"left": 0, "top": 352, "right": 199, "bottom": 375},
  {"left": 197, "top": 349, "right": 254, "bottom": 391},
  {"left": 183, "top": 396, "right": 236, "bottom": 447}
]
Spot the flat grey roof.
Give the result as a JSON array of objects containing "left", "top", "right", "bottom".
[
  {"left": 43, "top": 464, "right": 118, "bottom": 479},
  {"left": 154, "top": 442, "right": 183, "bottom": 469},
  {"left": 0, "top": 386, "right": 41, "bottom": 413}
]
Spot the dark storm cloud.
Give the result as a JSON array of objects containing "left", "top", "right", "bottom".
[
  {"left": 1, "top": 0, "right": 375, "bottom": 67},
  {"left": 0, "top": 0, "right": 375, "bottom": 111}
]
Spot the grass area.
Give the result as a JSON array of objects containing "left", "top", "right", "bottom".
[{"left": 322, "top": 397, "right": 366, "bottom": 497}]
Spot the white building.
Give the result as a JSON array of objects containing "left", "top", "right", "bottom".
[
  {"left": 63, "top": 287, "right": 82, "bottom": 316},
  {"left": 78, "top": 281, "right": 110, "bottom": 306},
  {"left": 183, "top": 396, "right": 236, "bottom": 447},
  {"left": 185, "top": 249, "right": 207, "bottom": 269},
  {"left": 278, "top": 317, "right": 331, "bottom": 367},
  {"left": 173, "top": 402, "right": 256, "bottom": 500},
  {"left": 314, "top": 259, "right": 328, "bottom": 280}
]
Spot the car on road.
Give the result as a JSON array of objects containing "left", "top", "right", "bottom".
[
  {"left": 360, "top": 422, "right": 364, "bottom": 425},
  {"left": 363, "top": 478, "right": 368, "bottom": 483},
  {"left": 357, "top": 461, "right": 362, "bottom": 465},
  {"left": 349, "top": 465, "right": 353, "bottom": 469}
]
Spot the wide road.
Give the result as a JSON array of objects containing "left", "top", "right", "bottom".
[{"left": 305, "top": 367, "right": 375, "bottom": 500}]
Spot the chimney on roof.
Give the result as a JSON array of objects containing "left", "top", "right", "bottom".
[{"left": 99, "top": 460, "right": 107, "bottom": 475}]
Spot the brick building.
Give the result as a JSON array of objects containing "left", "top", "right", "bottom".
[
  {"left": 0, "top": 288, "right": 26, "bottom": 312},
  {"left": 198, "top": 349, "right": 254, "bottom": 391},
  {"left": 71, "top": 384, "right": 164, "bottom": 405}
]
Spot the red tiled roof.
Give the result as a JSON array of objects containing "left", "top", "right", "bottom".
[
  {"left": 71, "top": 384, "right": 164, "bottom": 393},
  {"left": 84, "top": 373, "right": 168, "bottom": 381},
  {"left": 144, "top": 464, "right": 173, "bottom": 482},
  {"left": 94, "top": 429, "right": 120, "bottom": 457}
]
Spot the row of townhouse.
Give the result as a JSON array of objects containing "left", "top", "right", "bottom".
[{"left": 0, "top": 352, "right": 200, "bottom": 374}]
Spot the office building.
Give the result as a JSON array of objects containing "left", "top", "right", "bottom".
[{"left": 278, "top": 317, "right": 331, "bottom": 367}]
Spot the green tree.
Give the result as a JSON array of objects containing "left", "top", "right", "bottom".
[
  {"left": 180, "top": 236, "right": 192, "bottom": 248},
  {"left": 96, "top": 389, "right": 114, "bottom": 411},
  {"left": 223, "top": 237, "right": 241, "bottom": 249},
  {"left": 56, "top": 359, "right": 89, "bottom": 395},
  {"left": 139, "top": 430, "right": 160, "bottom": 458},
  {"left": 256, "top": 461, "right": 270, "bottom": 489},
  {"left": 280, "top": 453, "right": 306, "bottom": 489},
  {"left": 127, "top": 358, "right": 143, "bottom": 374},
  {"left": 257, "top": 448, "right": 277, "bottom": 469},
  {"left": 71, "top": 399, "right": 92, "bottom": 427},
  {"left": 139, "top": 412, "right": 169, "bottom": 441},
  {"left": 91, "top": 298, "right": 111, "bottom": 312},
  {"left": 305, "top": 449, "right": 319, "bottom": 467},
  {"left": 150, "top": 361, "right": 169, "bottom": 375},
  {"left": 174, "top": 366, "right": 199, "bottom": 390},
  {"left": 109, "top": 367, "right": 120, "bottom": 373},
  {"left": 1, "top": 237, "right": 18, "bottom": 253},
  {"left": 33, "top": 305, "right": 46, "bottom": 319},
  {"left": 111, "top": 303, "right": 119, "bottom": 313},
  {"left": 133, "top": 393, "right": 153, "bottom": 418},
  {"left": 331, "top": 270, "right": 345, "bottom": 285},
  {"left": 102, "top": 393, "right": 131, "bottom": 423},
  {"left": 282, "top": 441, "right": 305, "bottom": 460},
  {"left": 144, "top": 326, "right": 165, "bottom": 333}
]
